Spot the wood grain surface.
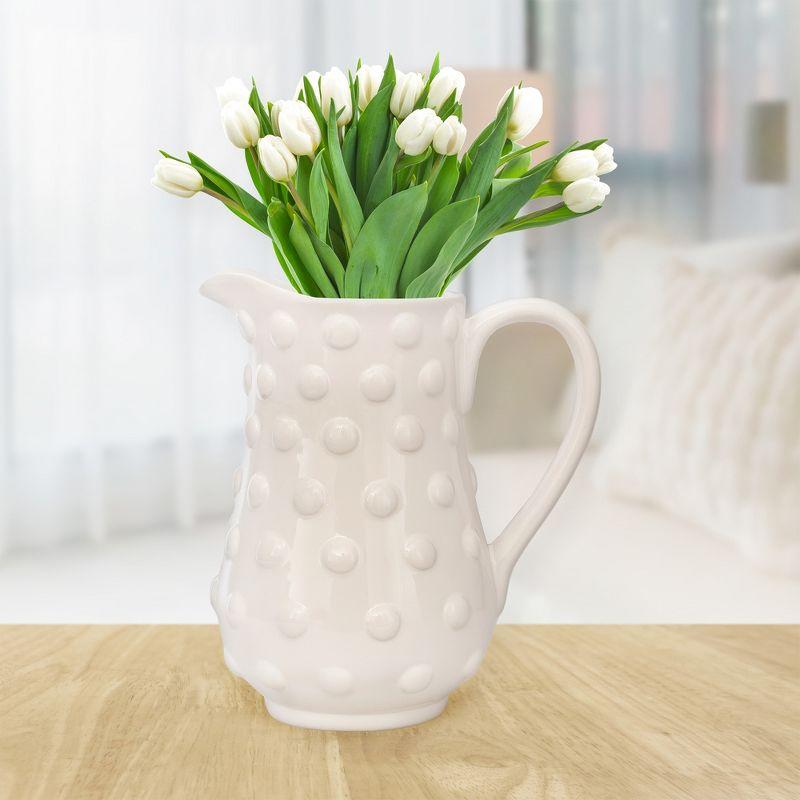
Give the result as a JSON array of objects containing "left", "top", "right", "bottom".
[{"left": 0, "top": 625, "right": 797, "bottom": 799}]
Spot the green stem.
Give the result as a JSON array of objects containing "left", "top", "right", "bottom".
[
  {"left": 493, "top": 202, "right": 566, "bottom": 236},
  {"left": 286, "top": 181, "right": 315, "bottom": 227},
  {"left": 323, "top": 176, "right": 352, "bottom": 253}
]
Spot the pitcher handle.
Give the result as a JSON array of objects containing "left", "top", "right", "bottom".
[{"left": 459, "top": 299, "right": 601, "bottom": 611}]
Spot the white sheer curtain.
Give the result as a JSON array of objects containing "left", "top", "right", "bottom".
[
  {"left": 0, "top": 0, "right": 525, "bottom": 552},
  {"left": 528, "top": 0, "right": 800, "bottom": 305}
]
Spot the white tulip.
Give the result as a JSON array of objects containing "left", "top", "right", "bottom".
[
  {"left": 395, "top": 108, "right": 441, "bottom": 156},
  {"left": 562, "top": 176, "right": 610, "bottom": 213},
  {"left": 594, "top": 142, "right": 617, "bottom": 175},
  {"left": 320, "top": 66, "right": 352, "bottom": 126},
  {"left": 497, "top": 86, "right": 543, "bottom": 141},
  {"left": 270, "top": 100, "right": 285, "bottom": 135},
  {"left": 552, "top": 149, "right": 600, "bottom": 182},
  {"left": 390, "top": 70, "right": 424, "bottom": 119},
  {"left": 216, "top": 76, "right": 251, "bottom": 108},
  {"left": 257, "top": 135, "right": 297, "bottom": 182},
  {"left": 278, "top": 100, "right": 322, "bottom": 156},
  {"left": 356, "top": 64, "right": 384, "bottom": 110},
  {"left": 295, "top": 70, "right": 322, "bottom": 101},
  {"left": 151, "top": 158, "right": 203, "bottom": 198},
  {"left": 432, "top": 115, "right": 467, "bottom": 156},
  {"left": 220, "top": 100, "right": 261, "bottom": 149},
  {"left": 427, "top": 66, "right": 465, "bottom": 112}
]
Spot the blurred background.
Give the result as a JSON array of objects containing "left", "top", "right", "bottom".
[{"left": 1, "top": 0, "right": 798, "bottom": 623}]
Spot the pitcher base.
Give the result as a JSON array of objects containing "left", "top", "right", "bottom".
[{"left": 264, "top": 698, "right": 448, "bottom": 731}]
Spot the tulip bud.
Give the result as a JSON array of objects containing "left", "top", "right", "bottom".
[
  {"left": 552, "top": 149, "right": 600, "bottom": 182},
  {"left": 427, "top": 66, "right": 465, "bottom": 112},
  {"left": 221, "top": 100, "right": 261, "bottom": 149},
  {"left": 432, "top": 115, "right": 467, "bottom": 156},
  {"left": 320, "top": 66, "right": 352, "bottom": 126},
  {"left": 295, "top": 70, "right": 322, "bottom": 101},
  {"left": 395, "top": 108, "right": 441, "bottom": 156},
  {"left": 562, "top": 176, "right": 610, "bottom": 213},
  {"left": 151, "top": 158, "right": 203, "bottom": 198},
  {"left": 257, "top": 135, "right": 297, "bottom": 182},
  {"left": 390, "top": 71, "right": 424, "bottom": 119},
  {"left": 594, "top": 142, "right": 617, "bottom": 175},
  {"left": 216, "top": 76, "right": 251, "bottom": 108},
  {"left": 497, "top": 86, "right": 543, "bottom": 141},
  {"left": 270, "top": 100, "right": 285, "bottom": 135},
  {"left": 356, "top": 64, "right": 384, "bottom": 110},
  {"left": 278, "top": 100, "right": 322, "bottom": 156}
]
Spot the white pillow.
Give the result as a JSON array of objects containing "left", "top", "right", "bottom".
[{"left": 595, "top": 262, "right": 800, "bottom": 575}]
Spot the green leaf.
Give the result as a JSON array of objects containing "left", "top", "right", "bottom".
[
  {"left": 421, "top": 154, "right": 458, "bottom": 224},
  {"left": 326, "top": 105, "right": 364, "bottom": 249},
  {"left": 445, "top": 239, "right": 491, "bottom": 290},
  {"left": 288, "top": 216, "right": 339, "bottom": 298},
  {"left": 533, "top": 180, "right": 569, "bottom": 198},
  {"left": 405, "top": 207, "right": 478, "bottom": 298},
  {"left": 436, "top": 88, "right": 459, "bottom": 121},
  {"left": 497, "top": 140, "right": 548, "bottom": 168},
  {"left": 295, "top": 155, "right": 312, "bottom": 208},
  {"left": 308, "top": 228, "right": 346, "bottom": 295},
  {"left": 457, "top": 151, "right": 561, "bottom": 259},
  {"left": 309, "top": 155, "right": 329, "bottom": 240},
  {"left": 377, "top": 53, "right": 396, "bottom": 92},
  {"left": 347, "top": 182, "right": 428, "bottom": 298},
  {"left": 415, "top": 52, "right": 440, "bottom": 110},
  {"left": 248, "top": 82, "right": 271, "bottom": 135},
  {"left": 187, "top": 152, "right": 271, "bottom": 236},
  {"left": 398, "top": 196, "right": 479, "bottom": 296},
  {"left": 364, "top": 119, "right": 399, "bottom": 216},
  {"left": 455, "top": 92, "right": 512, "bottom": 206},
  {"left": 575, "top": 138, "right": 607, "bottom": 151},
  {"left": 496, "top": 202, "right": 599, "bottom": 233},
  {"left": 271, "top": 244, "right": 301, "bottom": 293},
  {"left": 355, "top": 83, "right": 393, "bottom": 204},
  {"left": 267, "top": 202, "right": 320, "bottom": 295},
  {"left": 342, "top": 124, "right": 358, "bottom": 185},
  {"left": 303, "top": 75, "right": 326, "bottom": 132}
]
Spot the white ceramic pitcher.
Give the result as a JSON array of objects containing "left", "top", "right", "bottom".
[{"left": 201, "top": 271, "right": 600, "bottom": 731}]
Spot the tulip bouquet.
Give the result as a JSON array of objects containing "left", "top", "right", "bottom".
[{"left": 153, "top": 54, "right": 615, "bottom": 298}]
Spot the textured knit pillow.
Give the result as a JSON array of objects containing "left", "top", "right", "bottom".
[{"left": 596, "top": 262, "right": 800, "bottom": 575}]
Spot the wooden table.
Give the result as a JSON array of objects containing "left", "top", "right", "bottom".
[{"left": 1, "top": 626, "right": 797, "bottom": 799}]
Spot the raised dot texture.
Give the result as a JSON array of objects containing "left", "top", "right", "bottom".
[
  {"left": 243, "top": 363, "right": 252, "bottom": 394},
  {"left": 277, "top": 599, "right": 309, "bottom": 638},
  {"left": 363, "top": 480, "right": 400, "bottom": 518},
  {"left": 398, "top": 664, "right": 433, "bottom": 694},
  {"left": 419, "top": 359, "right": 445, "bottom": 396},
  {"left": 294, "top": 477, "right": 326, "bottom": 516},
  {"left": 360, "top": 364, "right": 395, "bottom": 402},
  {"left": 322, "top": 417, "right": 360, "bottom": 455},
  {"left": 209, "top": 575, "right": 220, "bottom": 612},
  {"left": 273, "top": 416, "right": 302, "bottom": 451},
  {"left": 443, "top": 593, "right": 471, "bottom": 630},
  {"left": 462, "top": 526, "right": 482, "bottom": 559},
  {"left": 319, "top": 667, "right": 354, "bottom": 695},
  {"left": 237, "top": 310, "right": 255, "bottom": 343},
  {"left": 232, "top": 466, "right": 243, "bottom": 495},
  {"left": 256, "top": 660, "right": 286, "bottom": 691},
  {"left": 403, "top": 535, "right": 437, "bottom": 570},
  {"left": 442, "top": 307, "right": 460, "bottom": 341},
  {"left": 428, "top": 472, "right": 455, "bottom": 507},
  {"left": 321, "top": 535, "right": 359, "bottom": 574},
  {"left": 442, "top": 411, "right": 460, "bottom": 445},
  {"left": 462, "top": 650, "right": 484, "bottom": 681},
  {"left": 224, "top": 648, "right": 242, "bottom": 676},
  {"left": 247, "top": 473, "right": 269, "bottom": 508},
  {"left": 256, "top": 364, "right": 276, "bottom": 398},
  {"left": 224, "top": 526, "right": 240, "bottom": 559},
  {"left": 256, "top": 534, "right": 289, "bottom": 568},
  {"left": 391, "top": 312, "right": 422, "bottom": 348},
  {"left": 365, "top": 604, "right": 401, "bottom": 641},
  {"left": 269, "top": 311, "right": 296, "bottom": 349},
  {"left": 226, "top": 592, "right": 247, "bottom": 628},
  {"left": 323, "top": 314, "right": 360, "bottom": 349},
  {"left": 298, "top": 365, "right": 330, "bottom": 400},
  {"left": 244, "top": 414, "right": 261, "bottom": 447},
  {"left": 393, "top": 415, "right": 425, "bottom": 452}
]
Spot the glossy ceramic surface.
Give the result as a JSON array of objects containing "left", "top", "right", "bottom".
[{"left": 201, "top": 272, "right": 600, "bottom": 730}]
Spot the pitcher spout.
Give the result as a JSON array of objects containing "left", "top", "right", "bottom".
[{"left": 199, "top": 270, "right": 298, "bottom": 313}]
